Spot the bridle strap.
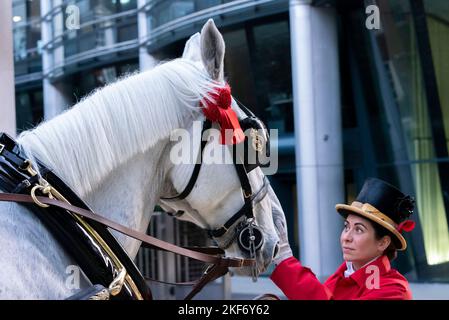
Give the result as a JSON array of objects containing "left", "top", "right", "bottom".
[
  {"left": 160, "top": 118, "right": 264, "bottom": 240},
  {"left": 161, "top": 120, "right": 254, "bottom": 201},
  {"left": 146, "top": 264, "right": 228, "bottom": 300},
  {"left": 208, "top": 201, "right": 251, "bottom": 238},
  {"left": 208, "top": 175, "right": 269, "bottom": 238},
  {"left": 233, "top": 158, "right": 253, "bottom": 200},
  {"left": 160, "top": 120, "right": 212, "bottom": 201},
  {"left": 184, "top": 264, "right": 228, "bottom": 300},
  {"left": 140, "top": 244, "right": 226, "bottom": 255}
]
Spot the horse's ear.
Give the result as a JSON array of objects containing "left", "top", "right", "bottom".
[
  {"left": 200, "top": 19, "right": 225, "bottom": 82},
  {"left": 182, "top": 32, "right": 201, "bottom": 62}
]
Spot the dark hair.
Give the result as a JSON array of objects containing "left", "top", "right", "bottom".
[{"left": 370, "top": 221, "right": 398, "bottom": 261}]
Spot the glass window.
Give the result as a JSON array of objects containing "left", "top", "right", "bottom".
[
  {"left": 149, "top": 1, "right": 195, "bottom": 29},
  {"left": 422, "top": 0, "right": 449, "bottom": 265},
  {"left": 50, "top": 0, "right": 137, "bottom": 60},
  {"left": 62, "top": 60, "right": 139, "bottom": 105},
  {"left": 27, "top": 0, "right": 41, "bottom": 21},
  {"left": 343, "top": 0, "right": 449, "bottom": 280},
  {"left": 16, "top": 88, "right": 44, "bottom": 133},
  {"left": 223, "top": 29, "right": 259, "bottom": 115},
  {"left": 68, "top": 0, "right": 137, "bottom": 21},
  {"left": 12, "top": 0, "right": 26, "bottom": 22},
  {"left": 375, "top": 0, "right": 449, "bottom": 266},
  {"left": 12, "top": 0, "right": 41, "bottom": 20},
  {"left": 13, "top": 26, "right": 27, "bottom": 62},
  {"left": 251, "top": 20, "right": 293, "bottom": 134},
  {"left": 148, "top": 0, "right": 237, "bottom": 28},
  {"left": 117, "top": 17, "right": 138, "bottom": 42},
  {"left": 116, "top": 0, "right": 137, "bottom": 12},
  {"left": 223, "top": 17, "right": 293, "bottom": 134},
  {"left": 13, "top": 1, "right": 42, "bottom": 74}
]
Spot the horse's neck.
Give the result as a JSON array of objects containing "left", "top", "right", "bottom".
[{"left": 77, "top": 141, "right": 168, "bottom": 259}]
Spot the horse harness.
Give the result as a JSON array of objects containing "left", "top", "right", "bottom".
[
  {"left": 0, "top": 104, "right": 270, "bottom": 299},
  {"left": 161, "top": 104, "right": 271, "bottom": 281},
  {"left": 0, "top": 133, "right": 256, "bottom": 300}
]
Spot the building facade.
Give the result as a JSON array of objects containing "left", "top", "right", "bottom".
[{"left": 10, "top": 0, "right": 449, "bottom": 299}]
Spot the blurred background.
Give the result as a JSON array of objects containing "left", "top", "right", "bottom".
[{"left": 1, "top": 0, "right": 449, "bottom": 299}]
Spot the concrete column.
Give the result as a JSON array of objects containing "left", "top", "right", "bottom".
[
  {"left": 0, "top": 0, "right": 16, "bottom": 137},
  {"left": 41, "top": 0, "right": 69, "bottom": 119},
  {"left": 137, "top": 0, "right": 157, "bottom": 71},
  {"left": 290, "top": 0, "right": 344, "bottom": 279}
]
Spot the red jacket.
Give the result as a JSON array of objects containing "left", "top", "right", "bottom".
[{"left": 270, "top": 255, "right": 412, "bottom": 300}]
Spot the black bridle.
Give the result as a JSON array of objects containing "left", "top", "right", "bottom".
[{"left": 160, "top": 107, "right": 271, "bottom": 280}]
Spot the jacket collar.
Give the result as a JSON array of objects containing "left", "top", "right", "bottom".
[{"left": 339, "top": 255, "right": 391, "bottom": 287}]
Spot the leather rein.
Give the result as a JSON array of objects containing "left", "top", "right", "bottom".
[{"left": 0, "top": 192, "right": 255, "bottom": 300}]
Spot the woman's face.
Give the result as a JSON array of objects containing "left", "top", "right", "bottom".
[{"left": 340, "top": 214, "right": 391, "bottom": 269}]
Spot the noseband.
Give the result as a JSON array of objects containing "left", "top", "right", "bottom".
[{"left": 161, "top": 119, "right": 270, "bottom": 281}]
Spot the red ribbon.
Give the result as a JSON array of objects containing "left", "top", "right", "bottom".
[
  {"left": 397, "top": 220, "right": 416, "bottom": 233},
  {"left": 201, "top": 84, "right": 245, "bottom": 145}
]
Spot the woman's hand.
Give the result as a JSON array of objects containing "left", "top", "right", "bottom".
[{"left": 269, "top": 186, "right": 293, "bottom": 266}]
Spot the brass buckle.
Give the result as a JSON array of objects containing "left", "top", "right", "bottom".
[{"left": 30, "top": 185, "right": 52, "bottom": 208}]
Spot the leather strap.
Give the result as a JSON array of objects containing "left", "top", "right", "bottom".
[
  {"left": 184, "top": 264, "right": 228, "bottom": 300},
  {"left": 0, "top": 193, "right": 254, "bottom": 268},
  {"left": 141, "top": 243, "right": 225, "bottom": 255},
  {"left": 160, "top": 120, "right": 212, "bottom": 201},
  {"left": 145, "top": 263, "right": 228, "bottom": 299},
  {"left": 208, "top": 176, "right": 269, "bottom": 238}
]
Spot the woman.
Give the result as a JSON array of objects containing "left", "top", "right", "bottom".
[{"left": 271, "top": 178, "right": 416, "bottom": 300}]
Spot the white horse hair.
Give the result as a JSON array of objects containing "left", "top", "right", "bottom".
[
  {"left": 18, "top": 59, "right": 220, "bottom": 197},
  {"left": 0, "top": 19, "right": 280, "bottom": 299}
]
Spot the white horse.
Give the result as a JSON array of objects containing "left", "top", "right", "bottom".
[{"left": 0, "top": 19, "right": 280, "bottom": 299}]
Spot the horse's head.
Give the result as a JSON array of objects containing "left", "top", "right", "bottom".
[{"left": 159, "top": 19, "right": 280, "bottom": 277}]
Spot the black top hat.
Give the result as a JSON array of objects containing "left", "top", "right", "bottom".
[{"left": 336, "top": 178, "right": 415, "bottom": 250}]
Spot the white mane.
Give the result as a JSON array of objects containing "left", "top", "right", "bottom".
[{"left": 18, "top": 59, "right": 218, "bottom": 196}]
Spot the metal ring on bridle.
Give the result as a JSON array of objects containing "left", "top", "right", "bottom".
[
  {"left": 238, "top": 224, "right": 264, "bottom": 252},
  {"left": 30, "top": 185, "right": 50, "bottom": 208}
]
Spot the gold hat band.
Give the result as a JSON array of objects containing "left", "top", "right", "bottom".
[{"left": 351, "top": 201, "right": 398, "bottom": 229}]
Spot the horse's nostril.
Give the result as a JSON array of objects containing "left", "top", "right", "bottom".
[{"left": 273, "top": 243, "right": 280, "bottom": 259}]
